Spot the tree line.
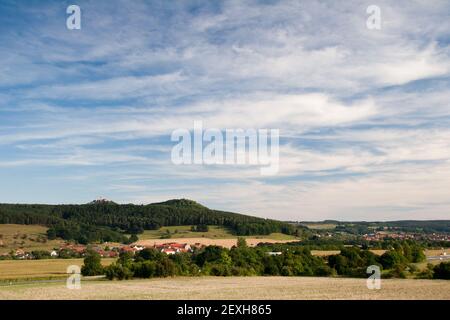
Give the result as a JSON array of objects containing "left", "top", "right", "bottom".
[{"left": 81, "top": 239, "right": 450, "bottom": 280}]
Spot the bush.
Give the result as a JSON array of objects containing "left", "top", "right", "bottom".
[
  {"left": 132, "top": 261, "right": 157, "bottom": 278},
  {"left": 416, "top": 263, "right": 434, "bottom": 279},
  {"left": 155, "top": 258, "right": 177, "bottom": 277},
  {"left": 433, "top": 262, "right": 450, "bottom": 280},
  {"left": 386, "top": 264, "right": 407, "bottom": 279},
  {"left": 105, "top": 263, "right": 133, "bottom": 280},
  {"left": 31, "top": 250, "right": 51, "bottom": 260},
  {"left": 191, "top": 224, "right": 209, "bottom": 232},
  {"left": 314, "top": 265, "right": 336, "bottom": 277},
  {"left": 407, "top": 263, "right": 418, "bottom": 273}
]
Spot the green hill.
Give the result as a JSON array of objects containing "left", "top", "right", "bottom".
[{"left": 0, "top": 199, "right": 294, "bottom": 244}]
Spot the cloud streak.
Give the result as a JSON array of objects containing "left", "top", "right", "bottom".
[{"left": 0, "top": 0, "right": 449, "bottom": 220}]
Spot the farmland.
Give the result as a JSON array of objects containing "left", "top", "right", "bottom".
[
  {"left": 302, "top": 223, "right": 337, "bottom": 230},
  {"left": 139, "top": 225, "right": 235, "bottom": 239},
  {"left": 139, "top": 225, "right": 298, "bottom": 241},
  {"left": 0, "top": 258, "right": 115, "bottom": 281},
  {"left": 136, "top": 237, "right": 297, "bottom": 249},
  {"left": 136, "top": 225, "right": 299, "bottom": 248},
  {"left": 0, "top": 276, "right": 448, "bottom": 300},
  {"left": 0, "top": 224, "right": 63, "bottom": 255}
]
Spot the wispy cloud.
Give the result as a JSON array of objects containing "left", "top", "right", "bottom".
[{"left": 0, "top": 0, "right": 449, "bottom": 220}]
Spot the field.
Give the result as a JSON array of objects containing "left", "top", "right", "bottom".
[
  {"left": 139, "top": 225, "right": 298, "bottom": 241},
  {"left": 0, "top": 277, "right": 448, "bottom": 300},
  {"left": 424, "top": 249, "right": 449, "bottom": 256},
  {"left": 302, "top": 223, "right": 337, "bottom": 230},
  {"left": 137, "top": 237, "right": 297, "bottom": 249},
  {"left": 0, "top": 224, "right": 64, "bottom": 255},
  {"left": 0, "top": 258, "right": 115, "bottom": 281},
  {"left": 136, "top": 225, "right": 299, "bottom": 248},
  {"left": 310, "top": 249, "right": 446, "bottom": 257},
  {"left": 311, "top": 250, "right": 341, "bottom": 256},
  {"left": 139, "top": 225, "right": 235, "bottom": 239}
]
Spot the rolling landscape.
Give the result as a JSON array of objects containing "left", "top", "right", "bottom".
[
  {"left": 1, "top": 0, "right": 450, "bottom": 306},
  {"left": 0, "top": 199, "right": 449, "bottom": 299}
]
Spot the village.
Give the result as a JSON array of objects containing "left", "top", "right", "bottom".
[
  {"left": 361, "top": 231, "right": 450, "bottom": 242},
  {"left": 4, "top": 242, "right": 200, "bottom": 260}
]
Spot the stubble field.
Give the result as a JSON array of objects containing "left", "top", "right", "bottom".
[{"left": 0, "top": 276, "right": 448, "bottom": 300}]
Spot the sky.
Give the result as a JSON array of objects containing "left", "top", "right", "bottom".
[{"left": 0, "top": 0, "right": 449, "bottom": 221}]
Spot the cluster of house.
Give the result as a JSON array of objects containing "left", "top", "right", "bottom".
[
  {"left": 62, "top": 242, "right": 196, "bottom": 257},
  {"left": 6, "top": 242, "right": 199, "bottom": 259},
  {"left": 156, "top": 243, "right": 192, "bottom": 254},
  {"left": 362, "top": 232, "right": 450, "bottom": 242}
]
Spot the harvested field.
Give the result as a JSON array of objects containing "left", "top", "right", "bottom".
[
  {"left": 310, "top": 249, "right": 448, "bottom": 257},
  {"left": 310, "top": 250, "right": 386, "bottom": 257},
  {"left": 311, "top": 250, "right": 340, "bottom": 256},
  {"left": 0, "top": 258, "right": 115, "bottom": 281},
  {"left": 425, "top": 249, "right": 449, "bottom": 257},
  {"left": 0, "top": 277, "right": 448, "bottom": 300},
  {"left": 136, "top": 237, "right": 297, "bottom": 249}
]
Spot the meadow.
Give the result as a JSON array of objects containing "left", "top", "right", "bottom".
[
  {"left": 0, "top": 224, "right": 64, "bottom": 255},
  {"left": 301, "top": 223, "right": 337, "bottom": 230},
  {"left": 138, "top": 225, "right": 298, "bottom": 241},
  {"left": 0, "top": 276, "right": 448, "bottom": 300}
]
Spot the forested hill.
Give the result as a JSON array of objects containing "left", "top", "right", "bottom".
[{"left": 0, "top": 199, "right": 294, "bottom": 243}]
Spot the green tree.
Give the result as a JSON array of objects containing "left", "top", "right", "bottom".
[
  {"left": 31, "top": 250, "right": 51, "bottom": 260},
  {"left": 411, "top": 246, "right": 425, "bottom": 263},
  {"left": 237, "top": 237, "right": 247, "bottom": 248},
  {"left": 433, "top": 262, "right": 450, "bottom": 280},
  {"left": 105, "top": 263, "right": 133, "bottom": 280},
  {"left": 81, "top": 250, "right": 104, "bottom": 276},
  {"left": 402, "top": 242, "right": 413, "bottom": 262},
  {"left": 380, "top": 250, "right": 404, "bottom": 269},
  {"left": 126, "top": 234, "right": 139, "bottom": 244}
]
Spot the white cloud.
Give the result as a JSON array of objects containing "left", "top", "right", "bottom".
[{"left": 1, "top": 0, "right": 450, "bottom": 220}]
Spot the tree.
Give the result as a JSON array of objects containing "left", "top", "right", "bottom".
[
  {"left": 133, "top": 261, "right": 157, "bottom": 278},
  {"left": 192, "top": 224, "right": 209, "bottom": 232},
  {"left": 125, "top": 234, "right": 139, "bottom": 244},
  {"left": 237, "top": 237, "right": 247, "bottom": 248},
  {"left": 105, "top": 263, "right": 133, "bottom": 280},
  {"left": 328, "top": 254, "right": 349, "bottom": 275},
  {"left": 433, "top": 262, "right": 450, "bottom": 280},
  {"left": 81, "top": 249, "right": 104, "bottom": 276},
  {"left": 137, "top": 248, "right": 163, "bottom": 261},
  {"left": 155, "top": 258, "right": 176, "bottom": 277},
  {"left": 380, "top": 250, "right": 404, "bottom": 269},
  {"left": 411, "top": 246, "right": 426, "bottom": 263},
  {"left": 402, "top": 242, "right": 413, "bottom": 262},
  {"left": 117, "top": 251, "right": 134, "bottom": 268},
  {"left": 31, "top": 250, "right": 51, "bottom": 260}
]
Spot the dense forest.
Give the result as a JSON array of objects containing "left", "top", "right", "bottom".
[{"left": 0, "top": 199, "right": 294, "bottom": 243}]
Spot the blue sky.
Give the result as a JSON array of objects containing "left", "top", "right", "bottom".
[{"left": 0, "top": 0, "right": 450, "bottom": 221}]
